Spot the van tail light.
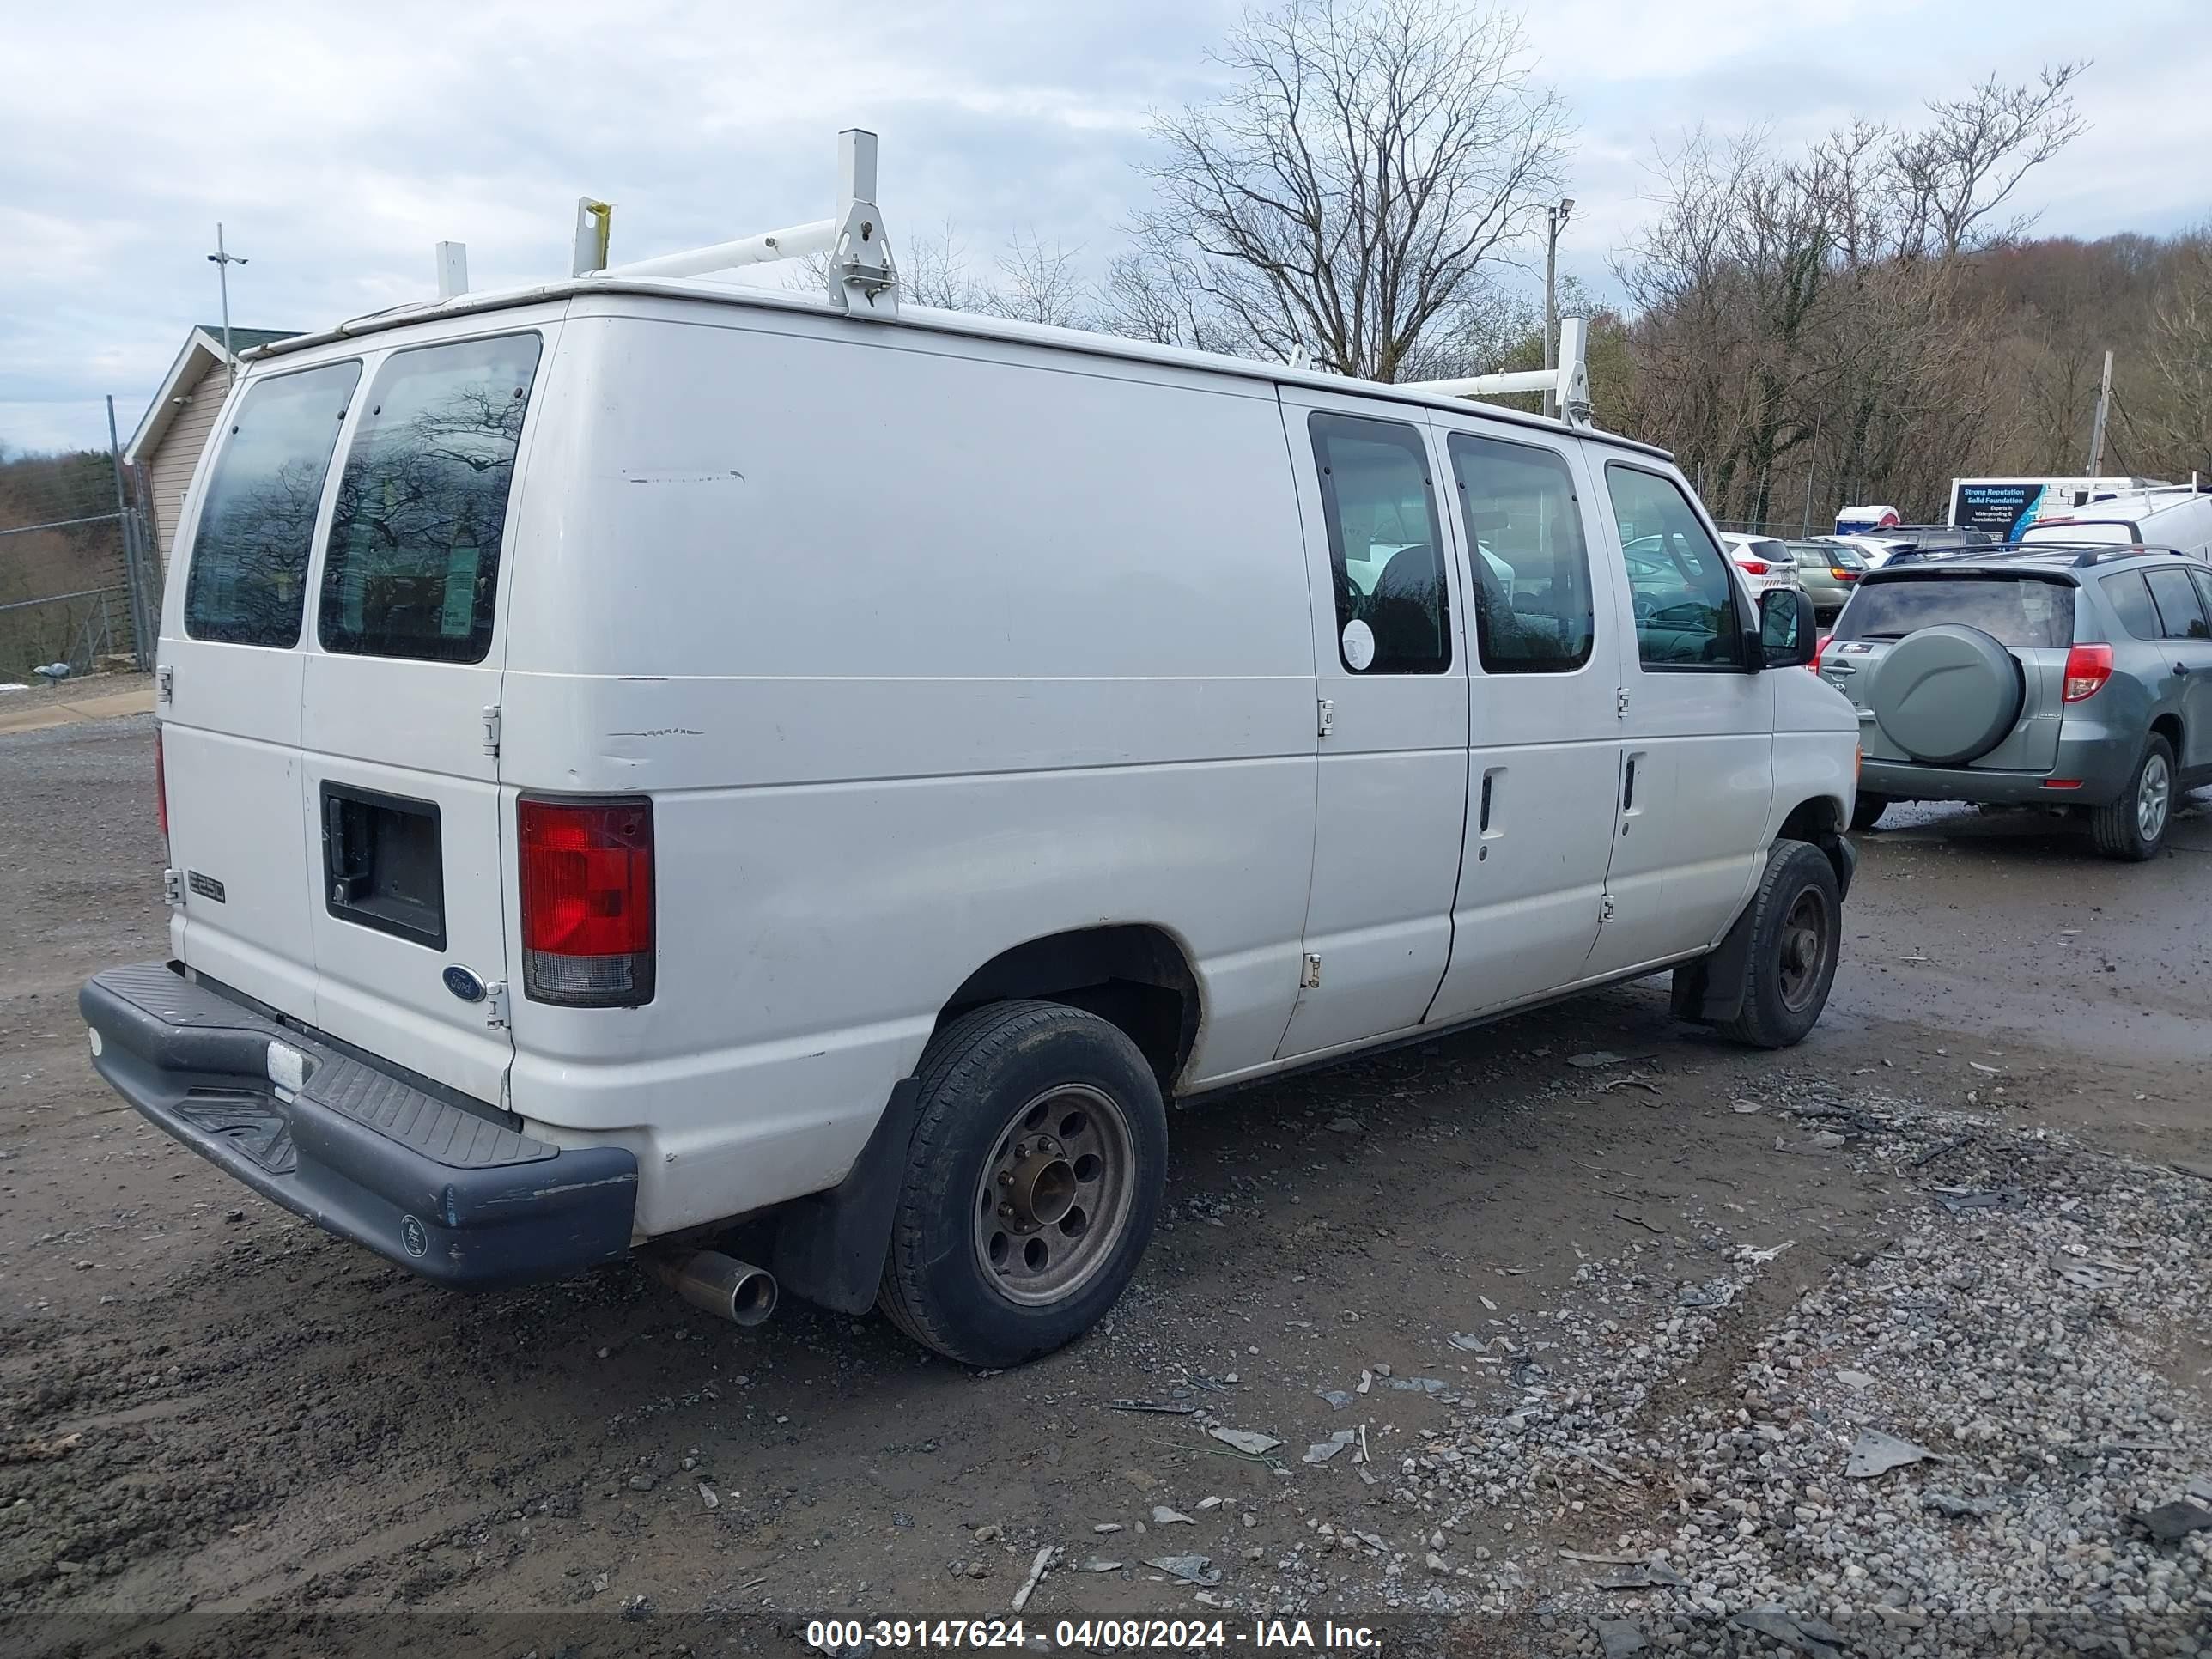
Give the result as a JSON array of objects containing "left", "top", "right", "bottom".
[
  {"left": 155, "top": 726, "right": 169, "bottom": 845},
  {"left": 1737, "top": 560, "right": 1771, "bottom": 576},
  {"left": 2063, "top": 644, "right": 2112, "bottom": 702},
  {"left": 518, "top": 797, "right": 655, "bottom": 1006}
]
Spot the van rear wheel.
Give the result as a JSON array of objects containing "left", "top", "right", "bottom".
[{"left": 878, "top": 1000, "right": 1166, "bottom": 1368}]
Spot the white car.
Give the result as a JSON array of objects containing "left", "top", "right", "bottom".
[
  {"left": 1720, "top": 532, "right": 1807, "bottom": 598},
  {"left": 82, "top": 149, "right": 1860, "bottom": 1368}
]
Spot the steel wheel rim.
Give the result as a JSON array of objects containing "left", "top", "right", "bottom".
[
  {"left": 2138, "top": 753, "right": 2171, "bottom": 842},
  {"left": 973, "top": 1083, "right": 1136, "bottom": 1308},
  {"left": 1777, "top": 886, "right": 1830, "bottom": 1013}
]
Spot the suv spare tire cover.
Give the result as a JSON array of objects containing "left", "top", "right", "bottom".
[{"left": 1868, "top": 623, "right": 2024, "bottom": 765}]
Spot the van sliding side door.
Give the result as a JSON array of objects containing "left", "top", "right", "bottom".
[{"left": 1272, "top": 390, "right": 1471, "bottom": 1060}]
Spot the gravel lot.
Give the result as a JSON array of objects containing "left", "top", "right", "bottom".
[{"left": 3, "top": 714, "right": 2210, "bottom": 1657}]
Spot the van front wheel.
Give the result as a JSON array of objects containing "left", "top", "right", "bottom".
[
  {"left": 1716, "top": 840, "right": 1842, "bottom": 1049},
  {"left": 878, "top": 1000, "right": 1167, "bottom": 1368}
]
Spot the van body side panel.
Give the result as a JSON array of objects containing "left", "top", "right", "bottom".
[{"left": 500, "top": 305, "right": 1317, "bottom": 1234}]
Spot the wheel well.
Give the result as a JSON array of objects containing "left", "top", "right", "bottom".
[
  {"left": 2152, "top": 711, "right": 2183, "bottom": 757},
  {"left": 939, "top": 925, "right": 1200, "bottom": 1091},
  {"left": 1778, "top": 796, "right": 1850, "bottom": 892}
]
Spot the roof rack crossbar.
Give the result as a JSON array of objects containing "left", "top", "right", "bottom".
[
  {"left": 1398, "top": 314, "right": 1593, "bottom": 428},
  {"left": 587, "top": 128, "right": 896, "bottom": 318}
]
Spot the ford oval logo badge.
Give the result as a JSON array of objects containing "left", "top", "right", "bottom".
[{"left": 442, "top": 965, "right": 486, "bottom": 1003}]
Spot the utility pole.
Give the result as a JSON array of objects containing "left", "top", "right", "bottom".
[
  {"left": 2085, "top": 348, "right": 2113, "bottom": 477},
  {"left": 207, "top": 223, "right": 247, "bottom": 382},
  {"left": 1541, "top": 197, "right": 1575, "bottom": 420}
]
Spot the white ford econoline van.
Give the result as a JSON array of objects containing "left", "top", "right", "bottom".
[{"left": 83, "top": 252, "right": 1859, "bottom": 1366}]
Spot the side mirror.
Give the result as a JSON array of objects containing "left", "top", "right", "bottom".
[{"left": 1760, "top": 588, "right": 1818, "bottom": 669}]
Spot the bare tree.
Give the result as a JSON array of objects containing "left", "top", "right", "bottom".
[
  {"left": 1098, "top": 242, "right": 1240, "bottom": 351},
  {"left": 1888, "top": 64, "right": 2088, "bottom": 260},
  {"left": 984, "top": 230, "right": 1092, "bottom": 328},
  {"left": 2143, "top": 229, "right": 2212, "bottom": 470},
  {"left": 1135, "top": 0, "right": 1569, "bottom": 380},
  {"left": 1613, "top": 64, "right": 2089, "bottom": 525}
]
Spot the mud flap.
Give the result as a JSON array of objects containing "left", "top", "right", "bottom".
[
  {"left": 1672, "top": 896, "right": 1756, "bottom": 1029},
  {"left": 770, "top": 1077, "right": 921, "bottom": 1315}
]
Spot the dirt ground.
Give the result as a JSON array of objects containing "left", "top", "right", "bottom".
[{"left": 3, "top": 713, "right": 2209, "bottom": 1657}]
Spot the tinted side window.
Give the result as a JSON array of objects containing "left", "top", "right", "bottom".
[
  {"left": 1445, "top": 433, "right": 1594, "bottom": 673},
  {"left": 2191, "top": 568, "right": 2212, "bottom": 625},
  {"left": 2101, "top": 572, "right": 2160, "bottom": 641},
  {"left": 2144, "top": 568, "right": 2210, "bottom": 640},
  {"left": 319, "top": 333, "right": 543, "bottom": 664},
  {"left": 1310, "top": 413, "right": 1449, "bottom": 674},
  {"left": 184, "top": 362, "right": 362, "bottom": 647},
  {"left": 1603, "top": 464, "right": 1741, "bottom": 668}
]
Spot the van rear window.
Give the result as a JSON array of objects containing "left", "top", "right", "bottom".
[
  {"left": 319, "top": 333, "right": 543, "bottom": 663},
  {"left": 1836, "top": 575, "right": 2075, "bottom": 648},
  {"left": 183, "top": 361, "right": 362, "bottom": 647}
]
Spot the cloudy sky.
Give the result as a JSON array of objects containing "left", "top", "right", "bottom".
[{"left": 4, "top": 0, "right": 2206, "bottom": 456}]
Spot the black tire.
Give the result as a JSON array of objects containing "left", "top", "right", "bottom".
[
  {"left": 1850, "top": 793, "right": 1891, "bottom": 832},
  {"left": 1716, "top": 840, "right": 1842, "bottom": 1049},
  {"left": 878, "top": 1000, "right": 1167, "bottom": 1367},
  {"left": 2089, "top": 734, "right": 2175, "bottom": 862}
]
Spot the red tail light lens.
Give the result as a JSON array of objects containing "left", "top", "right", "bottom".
[
  {"left": 2063, "top": 644, "right": 2112, "bottom": 702},
  {"left": 518, "top": 797, "right": 655, "bottom": 1006},
  {"left": 155, "top": 726, "right": 169, "bottom": 843},
  {"left": 1811, "top": 634, "right": 1831, "bottom": 674},
  {"left": 1737, "top": 560, "right": 1771, "bottom": 576},
  {"left": 1831, "top": 568, "right": 1856, "bottom": 581}
]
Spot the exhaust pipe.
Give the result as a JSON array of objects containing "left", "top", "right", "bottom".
[{"left": 647, "top": 1249, "right": 778, "bottom": 1327}]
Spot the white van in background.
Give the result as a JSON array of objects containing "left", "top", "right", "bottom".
[
  {"left": 1948, "top": 476, "right": 2164, "bottom": 539},
  {"left": 2021, "top": 483, "right": 2212, "bottom": 558},
  {"left": 81, "top": 162, "right": 1860, "bottom": 1367}
]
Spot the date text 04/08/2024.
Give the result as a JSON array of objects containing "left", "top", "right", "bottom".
[{"left": 804, "top": 1620, "right": 1383, "bottom": 1650}]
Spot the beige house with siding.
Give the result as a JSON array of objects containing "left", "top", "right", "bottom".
[{"left": 124, "top": 326, "right": 299, "bottom": 570}]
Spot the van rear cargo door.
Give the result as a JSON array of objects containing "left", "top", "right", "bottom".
[
  {"left": 163, "top": 359, "right": 362, "bottom": 1022},
  {"left": 297, "top": 330, "right": 548, "bottom": 1108}
]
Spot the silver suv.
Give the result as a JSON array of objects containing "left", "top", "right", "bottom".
[{"left": 1819, "top": 545, "right": 2212, "bottom": 860}]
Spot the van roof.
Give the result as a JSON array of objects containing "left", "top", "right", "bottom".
[{"left": 249, "top": 274, "right": 1676, "bottom": 464}]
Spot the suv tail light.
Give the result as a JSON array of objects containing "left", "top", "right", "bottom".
[
  {"left": 2063, "top": 644, "right": 2112, "bottom": 702},
  {"left": 1811, "top": 634, "right": 1832, "bottom": 674},
  {"left": 155, "top": 726, "right": 169, "bottom": 844},
  {"left": 518, "top": 797, "right": 655, "bottom": 1006},
  {"left": 1736, "top": 560, "right": 1771, "bottom": 576}
]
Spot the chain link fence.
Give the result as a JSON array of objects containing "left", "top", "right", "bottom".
[{"left": 0, "top": 399, "right": 160, "bottom": 682}]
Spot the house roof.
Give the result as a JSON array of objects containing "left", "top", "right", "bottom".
[{"left": 124, "top": 325, "right": 301, "bottom": 466}]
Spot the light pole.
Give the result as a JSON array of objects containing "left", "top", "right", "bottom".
[
  {"left": 1542, "top": 197, "right": 1574, "bottom": 420},
  {"left": 207, "top": 223, "right": 247, "bottom": 383}
]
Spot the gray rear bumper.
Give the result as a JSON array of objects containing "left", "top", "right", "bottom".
[
  {"left": 79, "top": 963, "right": 637, "bottom": 1289},
  {"left": 1861, "top": 725, "right": 2138, "bottom": 808}
]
